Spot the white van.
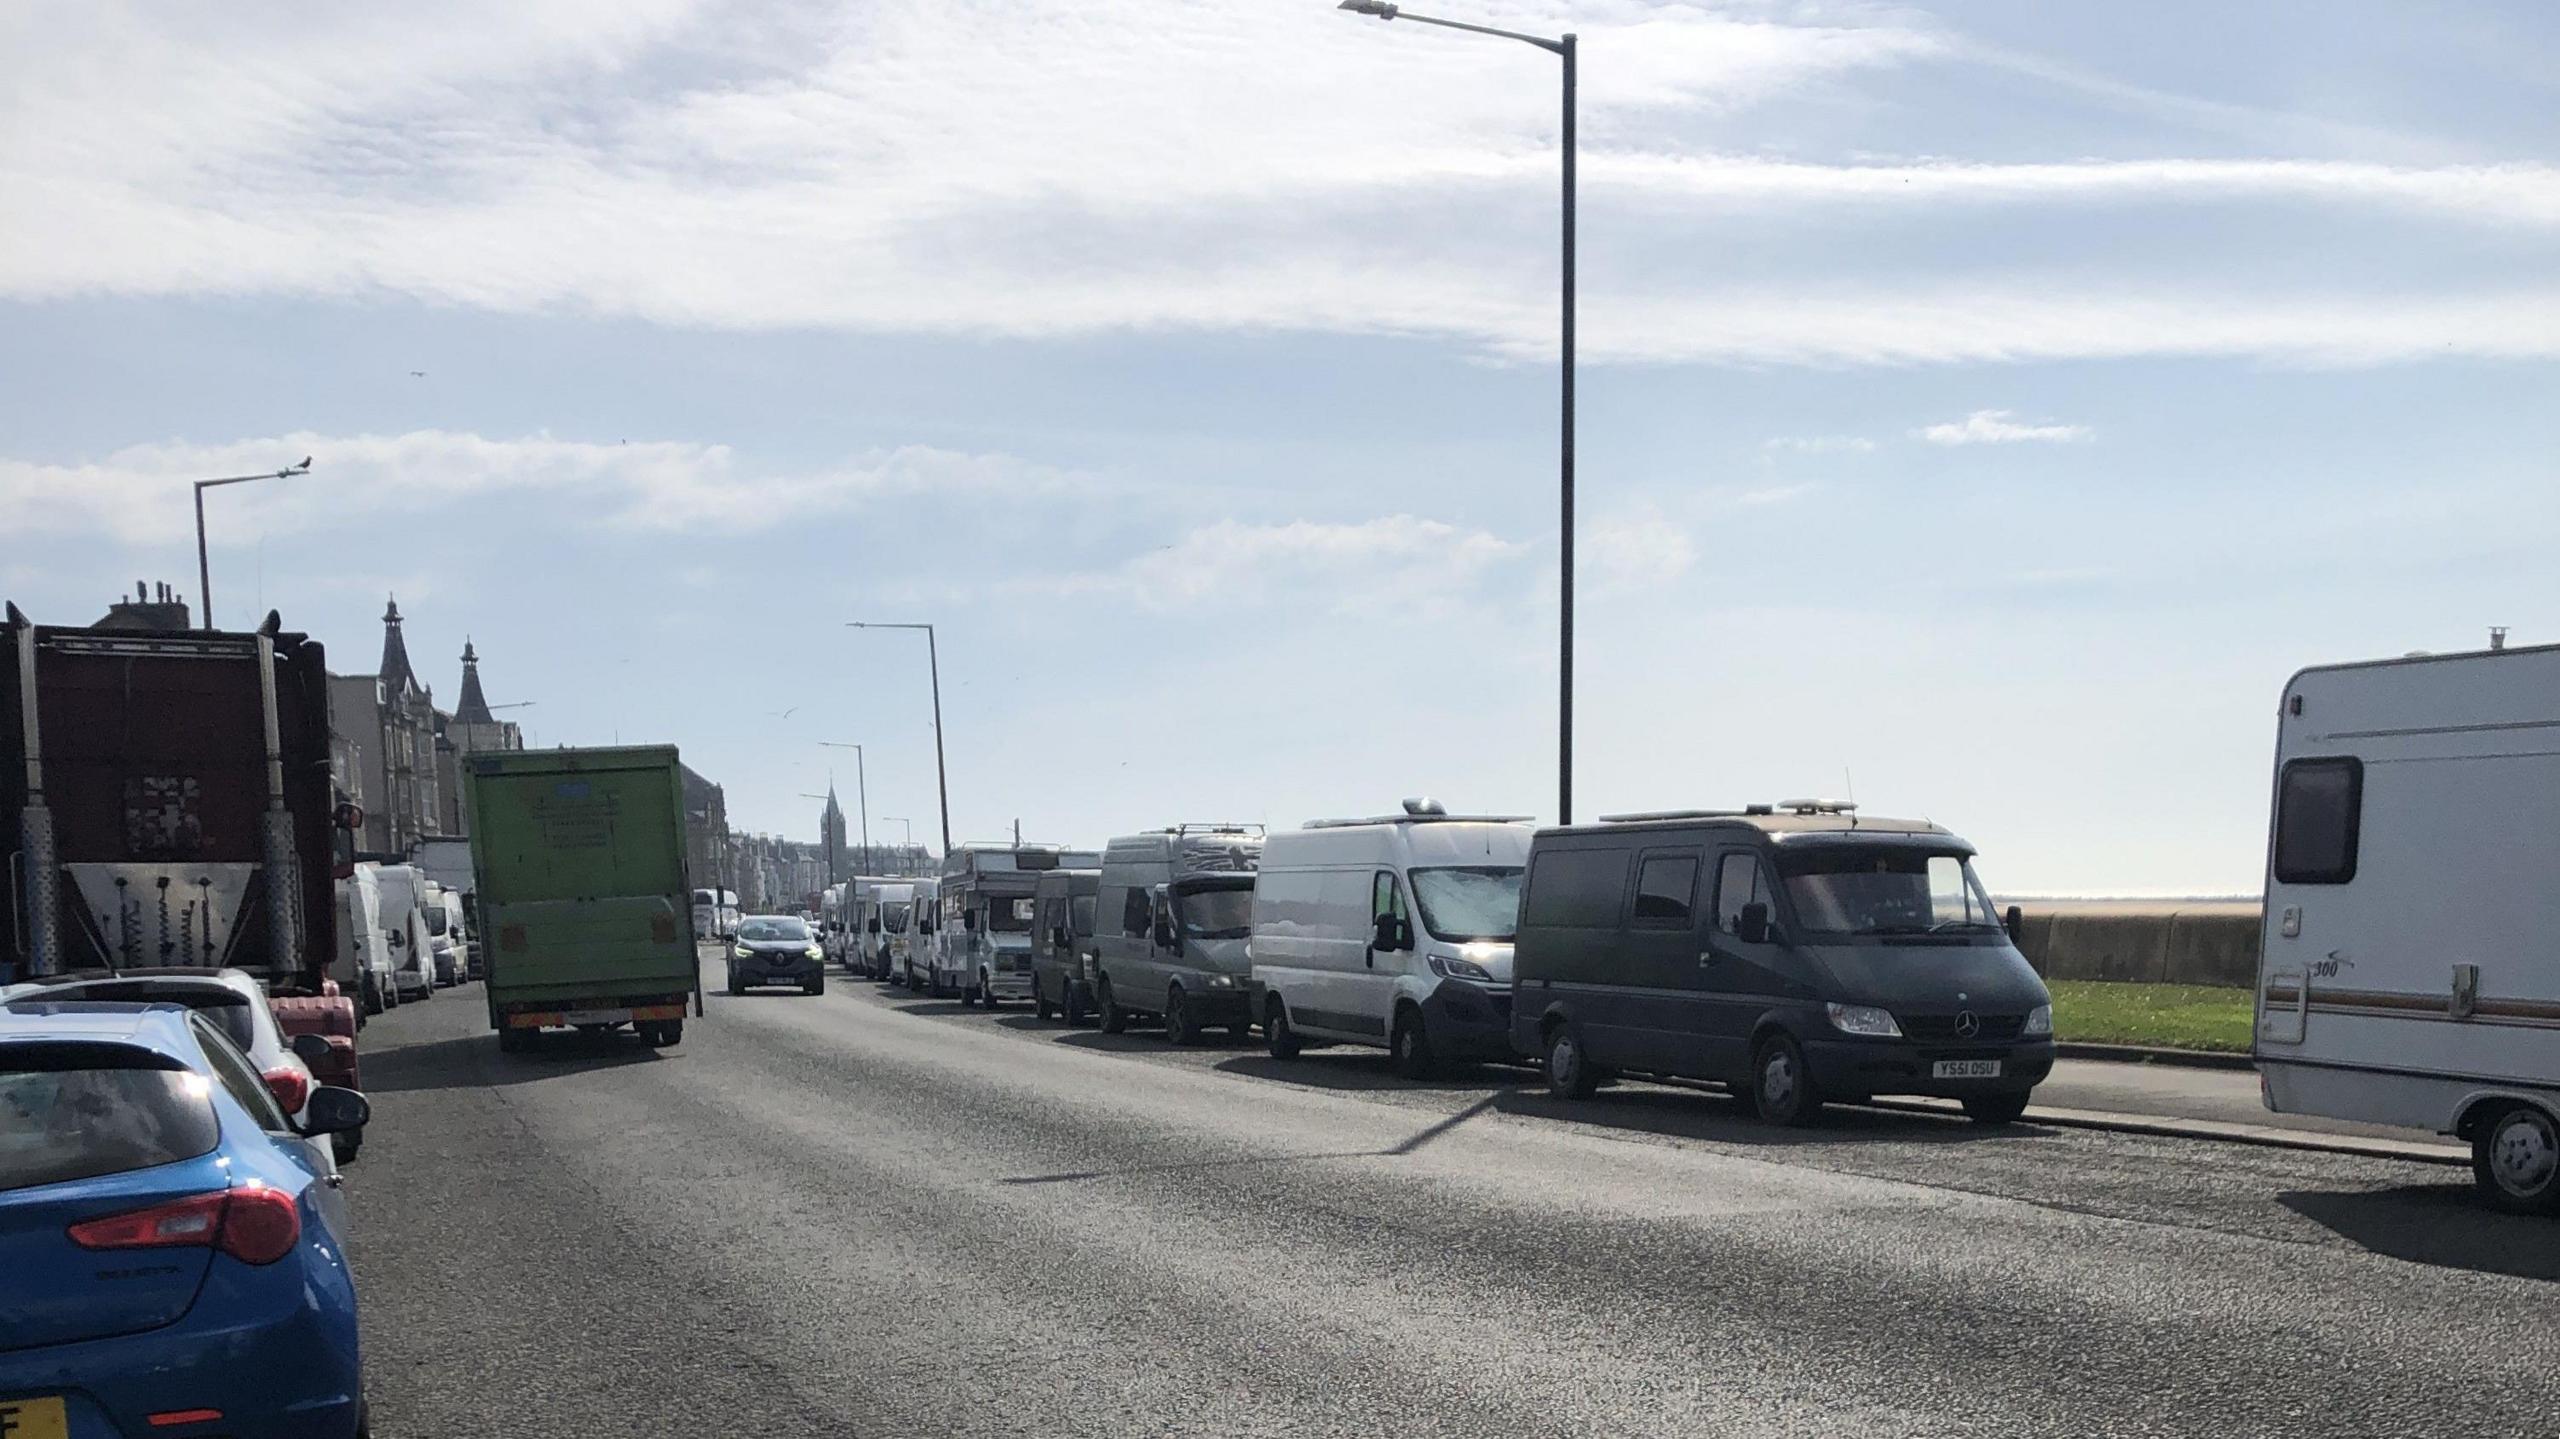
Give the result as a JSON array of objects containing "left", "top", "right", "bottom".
[
  {"left": 372, "top": 863, "right": 439, "bottom": 1002},
  {"left": 334, "top": 866, "right": 399, "bottom": 1016},
  {"left": 863, "top": 881, "right": 915, "bottom": 980},
  {"left": 897, "top": 877, "right": 941, "bottom": 989},
  {"left": 2257, "top": 642, "right": 2560, "bottom": 1213},
  {"left": 1093, "top": 826, "right": 1262, "bottom": 1043},
  {"left": 1251, "top": 800, "right": 1532, "bottom": 1076}
]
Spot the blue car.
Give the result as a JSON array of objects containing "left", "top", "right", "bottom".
[{"left": 0, "top": 1002, "right": 371, "bottom": 1438}]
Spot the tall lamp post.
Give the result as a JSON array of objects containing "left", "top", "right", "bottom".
[
  {"left": 847, "top": 622, "right": 951, "bottom": 855},
  {"left": 1336, "top": 0, "right": 1575, "bottom": 822},
  {"left": 817, "top": 742, "right": 871, "bottom": 873},
  {"left": 193, "top": 457, "right": 315, "bottom": 631}
]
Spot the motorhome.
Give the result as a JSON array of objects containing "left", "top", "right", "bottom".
[
  {"left": 934, "top": 845, "right": 1100, "bottom": 1005},
  {"left": 691, "top": 888, "right": 741, "bottom": 940},
  {"left": 2256, "top": 643, "right": 2560, "bottom": 1213},
  {"left": 1030, "top": 865, "right": 1101, "bottom": 1024},
  {"left": 1509, "top": 803, "right": 2051, "bottom": 1125},
  {"left": 897, "top": 877, "right": 940, "bottom": 989},
  {"left": 1251, "top": 800, "right": 1532, "bottom": 1075},
  {"left": 1093, "top": 826, "right": 1263, "bottom": 1043},
  {"left": 372, "top": 863, "right": 440, "bottom": 1003}
]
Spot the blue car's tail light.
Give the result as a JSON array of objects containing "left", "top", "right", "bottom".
[{"left": 68, "top": 1181, "right": 302, "bottom": 1266}]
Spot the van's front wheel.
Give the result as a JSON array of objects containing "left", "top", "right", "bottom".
[
  {"left": 1543, "top": 1024, "right": 1600, "bottom": 1100},
  {"left": 1164, "top": 987, "right": 1200, "bottom": 1046},
  {"left": 1752, "top": 1034, "right": 1824, "bottom": 1126},
  {"left": 2473, "top": 1103, "right": 2560, "bottom": 1214},
  {"left": 1961, "top": 1091, "right": 2031, "bottom": 1125},
  {"left": 1098, "top": 977, "right": 1129, "bottom": 1034},
  {"left": 1266, "top": 999, "right": 1303, "bottom": 1060},
  {"left": 1391, "top": 1007, "right": 1438, "bottom": 1080}
]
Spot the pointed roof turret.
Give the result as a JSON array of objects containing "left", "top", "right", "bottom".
[
  {"left": 455, "top": 637, "right": 496, "bottom": 724},
  {"left": 379, "top": 595, "right": 421, "bottom": 696}
]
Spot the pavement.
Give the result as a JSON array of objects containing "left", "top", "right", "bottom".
[{"left": 347, "top": 958, "right": 2556, "bottom": 1438}]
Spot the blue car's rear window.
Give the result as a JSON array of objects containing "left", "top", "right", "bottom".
[{"left": 0, "top": 1045, "right": 221, "bottom": 1192}]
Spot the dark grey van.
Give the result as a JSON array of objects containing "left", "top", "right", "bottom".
[
  {"left": 1508, "top": 804, "right": 2053, "bottom": 1124},
  {"left": 1030, "top": 866, "right": 1100, "bottom": 1024}
]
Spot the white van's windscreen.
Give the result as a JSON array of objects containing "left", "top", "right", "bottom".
[
  {"left": 1411, "top": 867, "right": 1525, "bottom": 943},
  {"left": 882, "top": 903, "right": 912, "bottom": 933},
  {"left": 1777, "top": 850, "right": 2004, "bottom": 939},
  {"left": 1176, "top": 885, "right": 1254, "bottom": 939}
]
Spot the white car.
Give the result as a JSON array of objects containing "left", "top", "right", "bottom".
[{"left": 0, "top": 966, "right": 364, "bottom": 1163}]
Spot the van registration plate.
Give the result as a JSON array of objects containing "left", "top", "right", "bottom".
[
  {"left": 0, "top": 1397, "right": 69, "bottom": 1439},
  {"left": 1932, "top": 1059, "right": 2002, "bottom": 1079},
  {"left": 563, "top": 1008, "right": 631, "bottom": 1026}
]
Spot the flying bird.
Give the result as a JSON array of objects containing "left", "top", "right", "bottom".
[
  {"left": 769, "top": 706, "right": 800, "bottom": 720},
  {"left": 408, "top": 370, "right": 426, "bottom": 378}
]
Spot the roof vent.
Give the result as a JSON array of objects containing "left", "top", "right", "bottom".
[
  {"left": 1402, "top": 797, "right": 1447, "bottom": 817},
  {"left": 1778, "top": 798, "right": 1858, "bottom": 816}
]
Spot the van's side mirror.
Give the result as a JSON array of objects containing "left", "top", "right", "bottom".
[
  {"left": 1736, "top": 902, "right": 1772, "bottom": 946},
  {"left": 2002, "top": 904, "right": 2024, "bottom": 944},
  {"left": 1153, "top": 918, "right": 1179, "bottom": 949},
  {"left": 1052, "top": 925, "right": 1071, "bottom": 949},
  {"left": 868, "top": 918, "right": 882, "bottom": 934},
  {"left": 1371, "top": 914, "right": 1409, "bottom": 951},
  {"left": 290, "top": 1032, "right": 334, "bottom": 1066}
]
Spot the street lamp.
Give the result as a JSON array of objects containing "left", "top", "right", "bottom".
[
  {"left": 1336, "top": 0, "right": 1577, "bottom": 822},
  {"left": 817, "top": 742, "right": 871, "bottom": 873},
  {"left": 193, "top": 457, "right": 315, "bottom": 630},
  {"left": 847, "top": 622, "right": 951, "bottom": 855}
]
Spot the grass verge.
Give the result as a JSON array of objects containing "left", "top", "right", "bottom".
[{"left": 2047, "top": 979, "right": 2254, "bottom": 1053}]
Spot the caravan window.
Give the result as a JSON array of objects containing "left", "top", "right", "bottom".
[{"left": 2274, "top": 757, "right": 2363, "bottom": 885}]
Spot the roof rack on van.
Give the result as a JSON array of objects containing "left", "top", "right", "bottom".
[
  {"left": 1303, "top": 810, "right": 1535, "bottom": 830},
  {"left": 1174, "top": 822, "right": 1264, "bottom": 837},
  {"left": 1597, "top": 809, "right": 1749, "bottom": 823},
  {"left": 1775, "top": 799, "right": 1858, "bottom": 816}
]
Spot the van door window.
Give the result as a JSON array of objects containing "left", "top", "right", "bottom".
[
  {"left": 1371, "top": 872, "right": 1408, "bottom": 928},
  {"left": 1121, "top": 887, "right": 1153, "bottom": 938},
  {"left": 1632, "top": 855, "right": 1699, "bottom": 928},
  {"left": 1714, "top": 853, "right": 1771, "bottom": 936},
  {"left": 2273, "top": 756, "right": 2363, "bottom": 884}
]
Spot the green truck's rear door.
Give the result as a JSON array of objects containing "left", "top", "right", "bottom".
[{"left": 467, "top": 747, "right": 699, "bottom": 1016}]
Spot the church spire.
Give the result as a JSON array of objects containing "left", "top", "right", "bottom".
[
  {"left": 379, "top": 595, "right": 420, "bottom": 696},
  {"left": 455, "top": 637, "right": 495, "bottom": 724}
]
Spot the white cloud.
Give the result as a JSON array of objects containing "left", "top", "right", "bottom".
[
  {"left": 1586, "top": 501, "right": 1695, "bottom": 595},
  {"left": 4, "top": 2, "right": 2557, "bottom": 368},
  {"left": 1043, "top": 515, "right": 1526, "bottom": 614},
  {"left": 0, "top": 430, "right": 1080, "bottom": 544},
  {"left": 1916, "top": 410, "right": 2092, "bottom": 445},
  {"left": 1762, "top": 436, "right": 1876, "bottom": 455}
]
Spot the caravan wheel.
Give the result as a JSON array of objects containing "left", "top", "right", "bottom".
[{"left": 2473, "top": 1104, "right": 2560, "bottom": 1214}]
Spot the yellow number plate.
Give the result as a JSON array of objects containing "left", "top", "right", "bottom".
[{"left": 0, "top": 1396, "right": 70, "bottom": 1439}]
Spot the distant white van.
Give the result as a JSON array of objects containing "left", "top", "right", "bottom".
[
  {"left": 2258, "top": 643, "right": 2560, "bottom": 1213},
  {"left": 1251, "top": 800, "right": 1532, "bottom": 1076},
  {"left": 371, "top": 863, "right": 439, "bottom": 1002},
  {"left": 334, "top": 866, "right": 399, "bottom": 1016}
]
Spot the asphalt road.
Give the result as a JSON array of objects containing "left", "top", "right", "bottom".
[{"left": 348, "top": 961, "right": 2558, "bottom": 1438}]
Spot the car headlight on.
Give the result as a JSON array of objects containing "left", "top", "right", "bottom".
[
  {"left": 2023, "top": 1003, "right": 2053, "bottom": 1037},
  {"left": 1430, "top": 954, "right": 1494, "bottom": 982},
  {"left": 1208, "top": 974, "right": 1235, "bottom": 988},
  {"left": 731, "top": 944, "right": 752, "bottom": 960},
  {"left": 805, "top": 944, "right": 824, "bottom": 961},
  {"left": 1825, "top": 1002, "right": 1901, "bottom": 1038}
]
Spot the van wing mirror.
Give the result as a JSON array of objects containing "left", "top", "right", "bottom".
[
  {"left": 1736, "top": 901, "right": 1772, "bottom": 946},
  {"left": 2002, "top": 904, "right": 2024, "bottom": 944},
  {"left": 1153, "top": 918, "right": 1179, "bottom": 949},
  {"left": 1372, "top": 914, "right": 1409, "bottom": 951},
  {"left": 289, "top": 1032, "right": 334, "bottom": 1066}
]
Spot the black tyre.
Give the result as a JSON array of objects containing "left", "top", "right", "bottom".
[
  {"left": 1391, "top": 1006, "right": 1438, "bottom": 1080},
  {"left": 496, "top": 1027, "right": 527, "bottom": 1054},
  {"left": 1062, "top": 985, "right": 1087, "bottom": 1027},
  {"left": 1543, "top": 1023, "right": 1598, "bottom": 1099},
  {"left": 361, "top": 973, "right": 384, "bottom": 1017},
  {"left": 1961, "top": 1091, "right": 2032, "bottom": 1125},
  {"left": 1752, "top": 1033, "right": 1824, "bottom": 1126},
  {"left": 1266, "top": 999, "right": 1303, "bottom": 1060},
  {"left": 1164, "top": 987, "right": 1198, "bottom": 1046},
  {"left": 981, "top": 973, "right": 1001, "bottom": 1010},
  {"left": 804, "top": 973, "right": 825, "bottom": 997},
  {"left": 2472, "top": 1103, "right": 2560, "bottom": 1214},
  {"left": 1035, "top": 988, "right": 1055, "bottom": 1021},
  {"left": 1098, "top": 977, "right": 1129, "bottom": 1035},
  {"left": 727, "top": 969, "right": 745, "bottom": 997},
  {"left": 961, "top": 983, "right": 979, "bottom": 1008}
]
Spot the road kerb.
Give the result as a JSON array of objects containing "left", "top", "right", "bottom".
[{"left": 1863, "top": 1096, "right": 2468, "bottom": 1166}]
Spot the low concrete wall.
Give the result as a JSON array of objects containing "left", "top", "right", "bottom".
[{"left": 2009, "top": 901, "right": 2262, "bottom": 989}]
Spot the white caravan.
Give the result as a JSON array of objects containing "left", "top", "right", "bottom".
[
  {"left": 2257, "top": 642, "right": 2560, "bottom": 1212},
  {"left": 1251, "top": 800, "right": 1533, "bottom": 1076}
]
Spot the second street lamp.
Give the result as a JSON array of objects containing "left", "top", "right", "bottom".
[{"left": 1336, "top": 0, "right": 1576, "bottom": 823}]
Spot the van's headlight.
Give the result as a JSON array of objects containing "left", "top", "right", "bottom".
[
  {"left": 1430, "top": 954, "right": 1494, "bottom": 982},
  {"left": 2023, "top": 1004, "right": 2053, "bottom": 1037},
  {"left": 1208, "top": 974, "right": 1235, "bottom": 988},
  {"left": 1826, "top": 1003, "right": 1901, "bottom": 1038}
]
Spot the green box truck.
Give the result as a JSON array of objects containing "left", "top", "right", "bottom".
[{"left": 465, "top": 745, "right": 704, "bottom": 1051}]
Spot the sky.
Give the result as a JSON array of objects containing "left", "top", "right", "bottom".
[{"left": 3, "top": 0, "right": 2556, "bottom": 895}]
